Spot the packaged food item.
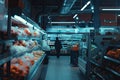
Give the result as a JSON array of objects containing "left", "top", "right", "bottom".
[
  {"left": 41, "top": 40, "right": 50, "bottom": 51},
  {"left": 10, "top": 45, "right": 28, "bottom": 54},
  {"left": 24, "top": 28, "right": 31, "bottom": 36}
]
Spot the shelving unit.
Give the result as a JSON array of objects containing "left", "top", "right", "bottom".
[
  {"left": 0, "top": 1, "right": 47, "bottom": 80},
  {"left": 88, "top": 34, "right": 120, "bottom": 80},
  {"left": 48, "top": 33, "right": 81, "bottom": 55},
  {"left": 78, "top": 33, "right": 89, "bottom": 75},
  {"left": 78, "top": 57, "right": 87, "bottom": 74}
]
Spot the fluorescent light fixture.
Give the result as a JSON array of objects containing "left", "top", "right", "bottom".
[
  {"left": 27, "top": 23, "right": 33, "bottom": 28},
  {"left": 14, "top": 15, "right": 27, "bottom": 24},
  {"left": 50, "top": 22, "right": 76, "bottom": 24},
  {"left": 102, "top": 9, "right": 120, "bottom": 11},
  {"left": 81, "top": 1, "right": 91, "bottom": 11},
  {"left": 73, "top": 14, "right": 78, "bottom": 18},
  {"left": 75, "top": 29, "right": 79, "bottom": 33},
  {"left": 91, "top": 6, "right": 94, "bottom": 10},
  {"left": 118, "top": 15, "right": 120, "bottom": 16},
  {"left": 76, "top": 17, "right": 79, "bottom": 20}
]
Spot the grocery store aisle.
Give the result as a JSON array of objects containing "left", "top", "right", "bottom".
[{"left": 45, "top": 56, "right": 85, "bottom": 80}]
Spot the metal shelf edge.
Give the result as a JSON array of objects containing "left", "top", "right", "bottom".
[
  {"left": 27, "top": 54, "right": 46, "bottom": 80},
  {"left": 104, "top": 56, "right": 120, "bottom": 64},
  {"left": 93, "top": 71, "right": 105, "bottom": 80},
  {"left": 105, "top": 67, "right": 120, "bottom": 77},
  {"left": 90, "top": 60, "right": 101, "bottom": 67}
]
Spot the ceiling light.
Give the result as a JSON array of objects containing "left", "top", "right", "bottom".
[
  {"left": 73, "top": 14, "right": 78, "bottom": 18},
  {"left": 91, "top": 6, "right": 94, "bottom": 10},
  {"left": 102, "top": 9, "right": 120, "bottom": 11},
  {"left": 76, "top": 17, "right": 79, "bottom": 20},
  {"left": 81, "top": 1, "right": 91, "bottom": 11},
  {"left": 118, "top": 15, "right": 120, "bottom": 16},
  {"left": 14, "top": 15, "right": 27, "bottom": 24},
  {"left": 49, "top": 22, "right": 76, "bottom": 24},
  {"left": 27, "top": 23, "right": 33, "bottom": 28}
]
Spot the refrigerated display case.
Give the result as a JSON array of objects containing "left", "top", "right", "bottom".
[
  {"left": 0, "top": 4, "right": 48, "bottom": 79},
  {"left": 78, "top": 33, "right": 89, "bottom": 75},
  {"left": 48, "top": 34, "right": 81, "bottom": 55}
]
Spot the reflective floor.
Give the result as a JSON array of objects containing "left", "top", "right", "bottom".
[{"left": 45, "top": 56, "right": 85, "bottom": 80}]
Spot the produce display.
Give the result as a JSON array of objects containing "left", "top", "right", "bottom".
[
  {"left": 10, "top": 40, "right": 38, "bottom": 54},
  {"left": 11, "top": 27, "right": 40, "bottom": 37},
  {"left": 0, "top": 13, "right": 46, "bottom": 80},
  {"left": 0, "top": 17, "right": 41, "bottom": 40},
  {"left": 107, "top": 49, "right": 120, "bottom": 59},
  {"left": 89, "top": 67, "right": 116, "bottom": 80},
  {"left": 71, "top": 44, "right": 79, "bottom": 51},
  {"left": 3, "top": 50, "right": 45, "bottom": 80}
]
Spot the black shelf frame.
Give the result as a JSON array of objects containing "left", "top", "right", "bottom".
[
  {"left": 93, "top": 71, "right": 106, "bottom": 80},
  {"left": 90, "top": 60, "right": 102, "bottom": 68},
  {"left": 105, "top": 67, "right": 120, "bottom": 77}
]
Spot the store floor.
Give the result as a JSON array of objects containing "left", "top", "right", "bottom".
[{"left": 45, "top": 56, "right": 85, "bottom": 80}]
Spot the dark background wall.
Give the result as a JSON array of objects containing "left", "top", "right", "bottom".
[{"left": 22, "top": 0, "right": 31, "bottom": 18}]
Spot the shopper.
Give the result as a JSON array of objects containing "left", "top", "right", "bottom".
[{"left": 55, "top": 37, "right": 62, "bottom": 58}]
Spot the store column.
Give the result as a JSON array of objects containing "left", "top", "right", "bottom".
[
  {"left": 92, "top": 0, "right": 100, "bottom": 32},
  {"left": 86, "top": 0, "right": 100, "bottom": 79},
  {"left": 41, "top": 16, "right": 48, "bottom": 30}
]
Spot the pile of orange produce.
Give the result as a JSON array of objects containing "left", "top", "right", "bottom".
[
  {"left": 107, "top": 49, "right": 120, "bottom": 59},
  {"left": 3, "top": 50, "right": 44, "bottom": 80}
]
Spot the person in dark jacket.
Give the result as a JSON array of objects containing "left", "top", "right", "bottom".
[{"left": 55, "top": 37, "right": 62, "bottom": 58}]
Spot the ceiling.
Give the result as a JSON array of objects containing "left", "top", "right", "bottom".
[
  {"left": 27, "top": 0, "right": 120, "bottom": 28},
  {"left": 29, "top": 0, "right": 120, "bottom": 14}
]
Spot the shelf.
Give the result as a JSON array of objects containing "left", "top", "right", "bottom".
[
  {"left": 93, "top": 71, "right": 105, "bottom": 80},
  {"left": 105, "top": 67, "right": 120, "bottom": 77},
  {"left": 78, "top": 57, "right": 87, "bottom": 64},
  {"left": 0, "top": 36, "right": 41, "bottom": 42},
  {"left": 90, "top": 60, "right": 101, "bottom": 68},
  {"left": 0, "top": 46, "right": 40, "bottom": 65},
  {"left": 78, "top": 57, "right": 87, "bottom": 74},
  {"left": 104, "top": 56, "right": 120, "bottom": 64},
  {"left": 14, "top": 36, "right": 41, "bottom": 40},
  {"left": 27, "top": 54, "right": 46, "bottom": 80}
]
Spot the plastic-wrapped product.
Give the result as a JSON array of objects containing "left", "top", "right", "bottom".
[
  {"left": 11, "top": 58, "right": 18, "bottom": 64},
  {"left": 24, "top": 53, "right": 35, "bottom": 65},
  {"left": 10, "top": 45, "right": 28, "bottom": 54},
  {"left": 26, "top": 40, "right": 37, "bottom": 49},
  {"left": 33, "top": 31, "right": 40, "bottom": 37},
  {"left": 11, "top": 26, "right": 18, "bottom": 37},
  {"left": 19, "top": 40, "right": 26, "bottom": 47},
  {"left": 41, "top": 40, "right": 50, "bottom": 51},
  {"left": 17, "top": 28, "right": 24, "bottom": 36},
  {"left": 24, "top": 28, "right": 31, "bottom": 36}
]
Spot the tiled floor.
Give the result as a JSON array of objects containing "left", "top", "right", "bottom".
[{"left": 45, "top": 56, "right": 85, "bottom": 80}]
